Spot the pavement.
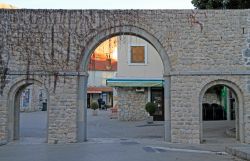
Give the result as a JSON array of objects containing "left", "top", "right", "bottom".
[
  {"left": 19, "top": 111, "right": 47, "bottom": 144},
  {"left": 87, "top": 108, "right": 164, "bottom": 139},
  {"left": 202, "top": 120, "right": 237, "bottom": 144},
  {"left": 1, "top": 138, "right": 245, "bottom": 161},
  {"left": 1, "top": 109, "right": 248, "bottom": 161}
]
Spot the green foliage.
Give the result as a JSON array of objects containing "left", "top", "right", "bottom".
[
  {"left": 145, "top": 102, "right": 156, "bottom": 116},
  {"left": 90, "top": 102, "right": 99, "bottom": 110},
  {"left": 191, "top": 0, "right": 250, "bottom": 9}
]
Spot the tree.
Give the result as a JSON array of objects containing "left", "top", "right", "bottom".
[{"left": 191, "top": 0, "right": 250, "bottom": 9}]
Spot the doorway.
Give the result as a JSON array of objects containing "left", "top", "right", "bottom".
[
  {"left": 9, "top": 83, "right": 48, "bottom": 144},
  {"left": 201, "top": 84, "right": 240, "bottom": 144},
  {"left": 151, "top": 88, "right": 164, "bottom": 121}
]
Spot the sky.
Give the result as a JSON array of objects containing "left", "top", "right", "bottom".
[{"left": 2, "top": 0, "right": 194, "bottom": 9}]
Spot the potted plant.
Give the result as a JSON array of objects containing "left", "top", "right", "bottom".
[
  {"left": 145, "top": 102, "right": 156, "bottom": 124},
  {"left": 91, "top": 102, "right": 99, "bottom": 116},
  {"left": 104, "top": 104, "right": 111, "bottom": 110}
]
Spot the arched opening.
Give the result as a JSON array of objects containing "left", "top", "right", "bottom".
[
  {"left": 79, "top": 26, "right": 171, "bottom": 142},
  {"left": 8, "top": 80, "right": 48, "bottom": 144},
  {"left": 81, "top": 26, "right": 170, "bottom": 73},
  {"left": 200, "top": 81, "right": 244, "bottom": 144},
  {"left": 87, "top": 35, "right": 165, "bottom": 140}
]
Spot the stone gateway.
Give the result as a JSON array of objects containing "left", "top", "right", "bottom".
[{"left": 0, "top": 9, "right": 250, "bottom": 144}]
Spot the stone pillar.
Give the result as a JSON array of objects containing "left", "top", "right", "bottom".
[
  {"left": 77, "top": 72, "right": 88, "bottom": 142},
  {"left": 164, "top": 75, "right": 171, "bottom": 142}
]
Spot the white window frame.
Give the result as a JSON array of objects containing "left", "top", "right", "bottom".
[{"left": 128, "top": 43, "right": 148, "bottom": 65}]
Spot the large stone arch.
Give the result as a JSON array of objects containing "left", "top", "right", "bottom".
[
  {"left": 199, "top": 79, "right": 245, "bottom": 143},
  {"left": 80, "top": 25, "right": 171, "bottom": 74},
  {"left": 76, "top": 25, "right": 172, "bottom": 142},
  {"left": 4, "top": 77, "right": 49, "bottom": 142}
]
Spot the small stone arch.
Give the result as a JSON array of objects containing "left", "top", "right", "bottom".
[
  {"left": 199, "top": 79, "right": 245, "bottom": 143},
  {"left": 5, "top": 77, "right": 49, "bottom": 142}
]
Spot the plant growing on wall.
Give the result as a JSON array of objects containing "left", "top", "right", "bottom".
[
  {"left": 187, "top": 10, "right": 207, "bottom": 32},
  {"left": 0, "top": 10, "right": 152, "bottom": 94}
]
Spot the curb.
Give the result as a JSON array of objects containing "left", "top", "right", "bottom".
[{"left": 226, "top": 146, "right": 250, "bottom": 161}]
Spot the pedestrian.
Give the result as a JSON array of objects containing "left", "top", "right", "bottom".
[{"left": 98, "top": 97, "right": 102, "bottom": 109}]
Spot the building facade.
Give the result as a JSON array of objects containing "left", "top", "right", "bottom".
[
  {"left": 87, "top": 71, "right": 114, "bottom": 108},
  {"left": 87, "top": 37, "right": 117, "bottom": 108},
  {"left": 107, "top": 35, "right": 164, "bottom": 121}
]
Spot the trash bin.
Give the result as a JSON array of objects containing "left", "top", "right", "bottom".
[{"left": 42, "top": 102, "right": 47, "bottom": 111}]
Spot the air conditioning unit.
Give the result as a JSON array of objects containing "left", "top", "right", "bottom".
[{"left": 135, "top": 87, "right": 144, "bottom": 92}]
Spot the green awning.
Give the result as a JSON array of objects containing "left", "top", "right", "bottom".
[{"left": 106, "top": 78, "right": 164, "bottom": 87}]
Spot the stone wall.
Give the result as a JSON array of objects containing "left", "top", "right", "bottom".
[
  {"left": 0, "top": 9, "right": 248, "bottom": 73},
  {"left": 171, "top": 75, "right": 250, "bottom": 143},
  {"left": 47, "top": 76, "right": 78, "bottom": 144},
  {"left": 0, "top": 9, "right": 249, "bottom": 144},
  {"left": 117, "top": 88, "right": 148, "bottom": 121}
]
